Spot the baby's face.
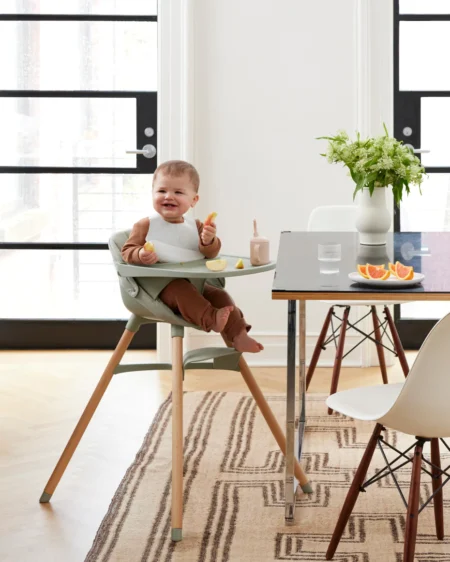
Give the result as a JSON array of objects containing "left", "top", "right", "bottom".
[{"left": 152, "top": 173, "right": 199, "bottom": 223}]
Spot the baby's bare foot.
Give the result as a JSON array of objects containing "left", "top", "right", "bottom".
[
  {"left": 212, "top": 306, "right": 234, "bottom": 333},
  {"left": 233, "top": 330, "right": 264, "bottom": 353}
]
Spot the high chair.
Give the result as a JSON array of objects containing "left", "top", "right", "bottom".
[{"left": 39, "top": 230, "right": 311, "bottom": 542}]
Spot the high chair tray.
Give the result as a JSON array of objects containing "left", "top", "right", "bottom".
[{"left": 117, "top": 255, "right": 276, "bottom": 279}]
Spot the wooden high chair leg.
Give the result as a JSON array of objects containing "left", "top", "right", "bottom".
[
  {"left": 171, "top": 336, "right": 184, "bottom": 542},
  {"left": 39, "top": 328, "right": 136, "bottom": 503},
  {"left": 371, "top": 306, "right": 388, "bottom": 384},
  {"left": 221, "top": 336, "right": 311, "bottom": 493}
]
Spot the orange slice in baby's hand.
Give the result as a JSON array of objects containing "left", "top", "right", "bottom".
[
  {"left": 204, "top": 212, "right": 217, "bottom": 226},
  {"left": 143, "top": 241, "right": 154, "bottom": 252},
  {"left": 395, "top": 261, "right": 414, "bottom": 280},
  {"left": 366, "top": 264, "right": 390, "bottom": 280}
]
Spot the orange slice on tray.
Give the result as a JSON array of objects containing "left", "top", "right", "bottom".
[
  {"left": 395, "top": 261, "right": 414, "bottom": 280},
  {"left": 366, "top": 264, "right": 390, "bottom": 280}
]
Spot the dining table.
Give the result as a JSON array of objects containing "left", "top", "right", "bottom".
[{"left": 272, "top": 230, "right": 450, "bottom": 524}]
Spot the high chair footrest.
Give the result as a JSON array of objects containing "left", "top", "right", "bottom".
[
  {"left": 114, "top": 362, "right": 172, "bottom": 375},
  {"left": 183, "top": 347, "right": 241, "bottom": 371}
]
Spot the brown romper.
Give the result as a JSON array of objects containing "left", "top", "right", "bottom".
[{"left": 121, "top": 217, "right": 250, "bottom": 342}]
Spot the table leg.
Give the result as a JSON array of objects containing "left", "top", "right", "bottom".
[
  {"left": 285, "top": 300, "right": 297, "bottom": 523},
  {"left": 298, "top": 300, "right": 307, "bottom": 471}
]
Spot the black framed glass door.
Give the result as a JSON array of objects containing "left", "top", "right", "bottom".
[
  {"left": 0, "top": 3, "right": 158, "bottom": 349},
  {"left": 393, "top": 0, "right": 450, "bottom": 348}
]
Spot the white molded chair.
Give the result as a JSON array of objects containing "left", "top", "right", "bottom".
[
  {"left": 307, "top": 205, "right": 408, "bottom": 413},
  {"left": 326, "top": 311, "right": 450, "bottom": 562}
]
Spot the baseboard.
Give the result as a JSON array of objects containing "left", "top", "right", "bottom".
[{"left": 185, "top": 331, "right": 364, "bottom": 367}]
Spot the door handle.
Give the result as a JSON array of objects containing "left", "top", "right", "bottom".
[
  {"left": 126, "top": 144, "right": 156, "bottom": 159},
  {"left": 404, "top": 144, "right": 430, "bottom": 154}
]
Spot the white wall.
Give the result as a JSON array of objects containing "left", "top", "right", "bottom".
[{"left": 159, "top": 0, "right": 393, "bottom": 366}]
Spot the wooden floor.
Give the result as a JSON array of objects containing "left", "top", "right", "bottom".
[{"left": 0, "top": 349, "right": 412, "bottom": 562}]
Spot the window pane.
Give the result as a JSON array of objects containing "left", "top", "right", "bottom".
[
  {"left": 0, "top": 249, "right": 129, "bottom": 319},
  {"left": 0, "top": 98, "right": 137, "bottom": 168},
  {"left": 400, "top": 0, "right": 450, "bottom": 14},
  {"left": 0, "top": 174, "right": 152, "bottom": 243},
  {"left": 1, "top": 0, "right": 157, "bottom": 15},
  {"left": 400, "top": 174, "right": 450, "bottom": 231},
  {"left": 400, "top": 22, "right": 450, "bottom": 90},
  {"left": 0, "top": 21, "right": 157, "bottom": 91},
  {"left": 421, "top": 98, "right": 450, "bottom": 167}
]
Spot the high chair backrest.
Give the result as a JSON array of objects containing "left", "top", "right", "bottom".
[
  {"left": 109, "top": 230, "right": 197, "bottom": 326},
  {"left": 307, "top": 205, "right": 358, "bottom": 232},
  {"left": 380, "top": 311, "right": 450, "bottom": 438}
]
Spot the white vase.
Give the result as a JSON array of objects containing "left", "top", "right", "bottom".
[{"left": 355, "top": 187, "right": 391, "bottom": 246}]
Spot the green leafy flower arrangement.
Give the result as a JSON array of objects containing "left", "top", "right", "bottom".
[{"left": 318, "top": 124, "right": 425, "bottom": 205}]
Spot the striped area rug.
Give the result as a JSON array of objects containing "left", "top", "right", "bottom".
[{"left": 85, "top": 392, "right": 450, "bottom": 561}]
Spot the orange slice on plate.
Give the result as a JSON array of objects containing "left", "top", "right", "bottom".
[
  {"left": 395, "top": 261, "right": 414, "bottom": 280},
  {"left": 358, "top": 263, "right": 385, "bottom": 279},
  {"left": 357, "top": 264, "right": 369, "bottom": 279},
  {"left": 366, "top": 264, "right": 390, "bottom": 280},
  {"left": 388, "top": 262, "right": 397, "bottom": 276}
]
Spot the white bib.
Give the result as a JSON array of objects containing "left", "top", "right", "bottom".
[{"left": 146, "top": 213, "right": 204, "bottom": 263}]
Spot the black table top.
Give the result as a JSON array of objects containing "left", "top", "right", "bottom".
[{"left": 272, "top": 231, "right": 450, "bottom": 301}]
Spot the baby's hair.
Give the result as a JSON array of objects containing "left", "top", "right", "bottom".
[{"left": 153, "top": 160, "right": 200, "bottom": 192}]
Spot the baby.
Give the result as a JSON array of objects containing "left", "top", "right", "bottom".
[{"left": 121, "top": 160, "right": 263, "bottom": 353}]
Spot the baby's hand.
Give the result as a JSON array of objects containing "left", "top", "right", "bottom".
[
  {"left": 139, "top": 247, "right": 159, "bottom": 265},
  {"left": 201, "top": 223, "right": 216, "bottom": 246}
]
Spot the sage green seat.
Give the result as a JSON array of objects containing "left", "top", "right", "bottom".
[
  {"left": 109, "top": 229, "right": 226, "bottom": 330},
  {"left": 39, "top": 230, "right": 310, "bottom": 543}
]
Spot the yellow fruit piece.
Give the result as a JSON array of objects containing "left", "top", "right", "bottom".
[
  {"left": 235, "top": 258, "right": 244, "bottom": 269},
  {"left": 143, "top": 241, "right": 154, "bottom": 252},
  {"left": 206, "top": 259, "right": 227, "bottom": 272},
  {"left": 204, "top": 212, "right": 218, "bottom": 226}
]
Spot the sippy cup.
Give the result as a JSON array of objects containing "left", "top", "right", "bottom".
[{"left": 250, "top": 219, "right": 270, "bottom": 266}]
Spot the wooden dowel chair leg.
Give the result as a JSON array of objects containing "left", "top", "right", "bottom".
[
  {"left": 39, "top": 328, "right": 136, "bottom": 504},
  {"left": 404, "top": 440, "right": 424, "bottom": 562},
  {"left": 431, "top": 438, "right": 444, "bottom": 540},
  {"left": 328, "top": 306, "right": 350, "bottom": 415},
  {"left": 326, "top": 423, "right": 383, "bottom": 560},
  {"left": 222, "top": 335, "right": 311, "bottom": 493},
  {"left": 384, "top": 306, "right": 409, "bottom": 377},
  {"left": 371, "top": 306, "right": 388, "bottom": 384},
  {"left": 240, "top": 355, "right": 312, "bottom": 493},
  {"left": 171, "top": 336, "right": 184, "bottom": 542},
  {"left": 306, "top": 307, "right": 333, "bottom": 391}
]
